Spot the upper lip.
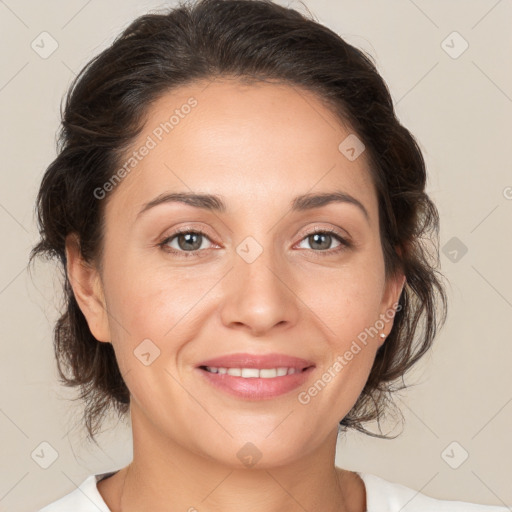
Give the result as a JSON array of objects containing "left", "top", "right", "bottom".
[{"left": 197, "top": 352, "right": 315, "bottom": 370}]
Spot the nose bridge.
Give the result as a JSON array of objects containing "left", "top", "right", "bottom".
[
  {"left": 238, "top": 234, "right": 279, "bottom": 287},
  {"left": 219, "top": 231, "right": 298, "bottom": 333},
  {"left": 235, "top": 232, "right": 284, "bottom": 299}
]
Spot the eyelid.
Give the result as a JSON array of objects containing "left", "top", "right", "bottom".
[
  {"left": 294, "top": 224, "right": 350, "bottom": 243},
  {"left": 157, "top": 223, "right": 353, "bottom": 258}
]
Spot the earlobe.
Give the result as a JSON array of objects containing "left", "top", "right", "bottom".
[
  {"left": 378, "top": 271, "right": 406, "bottom": 342},
  {"left": 65, "top": 233, "right": 111, "bottom": 343}
]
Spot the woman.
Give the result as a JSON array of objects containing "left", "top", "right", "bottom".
[{"left": 32, "top": 0, "right": 508, "bottom": 510}]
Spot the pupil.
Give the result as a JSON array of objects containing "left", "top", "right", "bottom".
[
  {"left": 179, "top": 233, "right": 201, "bottom": 251},
  {"left": 311, "top": 233, "right": 330, "bottom": 250}
]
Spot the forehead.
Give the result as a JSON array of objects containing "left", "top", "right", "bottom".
[{"left": 105, "top": 78, "right": 378, "bottom": 224}]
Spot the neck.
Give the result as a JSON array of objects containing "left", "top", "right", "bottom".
[{"left": 107, "top": 406, "right": 363, "bottom": 512}]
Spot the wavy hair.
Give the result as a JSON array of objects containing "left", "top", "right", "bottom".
[{"left": 30, "top": 0, "right": 448, "bottom": 443}]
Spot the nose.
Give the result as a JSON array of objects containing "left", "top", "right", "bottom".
[{"left": 219, "top": 243, "right": 300, "bottom": 336}]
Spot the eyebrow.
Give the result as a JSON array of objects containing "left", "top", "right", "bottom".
[{"left": 136, "top": 191, "right": 370, "bottom": 223}]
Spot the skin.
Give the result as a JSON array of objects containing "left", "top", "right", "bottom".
[{"left": 66, "top": 77, "right": 405, "bottom": 512}]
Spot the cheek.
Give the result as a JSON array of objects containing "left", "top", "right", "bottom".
[
  {"left": 299, "top": 257, "right": 384, "bottom": 410},
  {"left": 305, "top": 256, "right": 386, "bottom": 337},
  {"left": 103, "top": 252, "right": 216, "bottom": 374}
]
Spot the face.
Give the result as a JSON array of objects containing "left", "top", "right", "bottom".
[{"left": 68, "top": 78, "right": 404, "bottom": 469}]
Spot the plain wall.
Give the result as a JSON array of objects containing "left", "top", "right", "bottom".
[{"left": 0, "top": 0, "right": 510, "bottom": 510}]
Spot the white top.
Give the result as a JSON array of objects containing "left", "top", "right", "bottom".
[{"left": 38, "top": 470, "right": 509, "bottom": 511}]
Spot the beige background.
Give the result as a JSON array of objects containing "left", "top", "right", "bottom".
[{"left": 0, "top": 0, "right": 511, "bottom": 510}]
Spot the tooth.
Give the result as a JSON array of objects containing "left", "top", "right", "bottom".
[
  {"left": 205, "top": 366, "right": 300, "bottom": 377},
  {"left": 241, "top": 368, "right": 260, "bottom": 378}
]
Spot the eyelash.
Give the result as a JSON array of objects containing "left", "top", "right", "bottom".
[{"left": 157, "top": 226, "right": 351, "bottom": 259}]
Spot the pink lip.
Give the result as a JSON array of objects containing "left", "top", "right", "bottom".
[
  {"left": 196, "top": 352, "right": 315, "bottom": 370},
  {"left": 195, "top": 352, "right": 316, "bottom": 400},
  {"left": 196, "top": 366, "right": 315, "bottom": 400}
]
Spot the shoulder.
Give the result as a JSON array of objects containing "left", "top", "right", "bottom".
[
  {"left": 357, "top": 472, "right": 509, "bottom": 512},
  {"left": 37, "top": 473, "right": 114, "bottom": 512}
]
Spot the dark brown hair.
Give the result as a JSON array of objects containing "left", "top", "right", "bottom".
[{"left": 30, "top": 0, "right": 448, "bottom": 443}]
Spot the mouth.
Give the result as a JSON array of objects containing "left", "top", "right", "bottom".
[
  {"left": 198, "top": 365, "right": 312, "bottom": 378},
  {"left": 196, "top": 352, "right": 315, "bottom": 372},
  {"left": 195, "top": 353, "right": 316, "bottom": 400}
]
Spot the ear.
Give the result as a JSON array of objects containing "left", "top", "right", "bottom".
[
  {"left": 378, "top": 268, "right": 406, "bottom": 345},
  {"left": 65, "top": 233, "right": 111, "bottom": 343}
]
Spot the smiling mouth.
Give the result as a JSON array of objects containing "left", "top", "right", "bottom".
[
  {"left": 196, "top": 364, "right": 315, "bottom": 400},
  {"left": 198, "top": 365, "right": 312, "bottom": 378}
]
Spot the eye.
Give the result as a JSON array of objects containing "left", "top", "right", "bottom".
[
  {"left": 158, "top": 228, "right": 215, "bottom": 258},
  {"left": 158, "top": 226, "right": 351, "bottom": 258},
  {"left": 295, "top": 227, "right": 351, "bottom": 257}
]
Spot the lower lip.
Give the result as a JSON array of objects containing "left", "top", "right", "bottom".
[{"left": 196, "top": 367, "right": 315, "bottom": 400}]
